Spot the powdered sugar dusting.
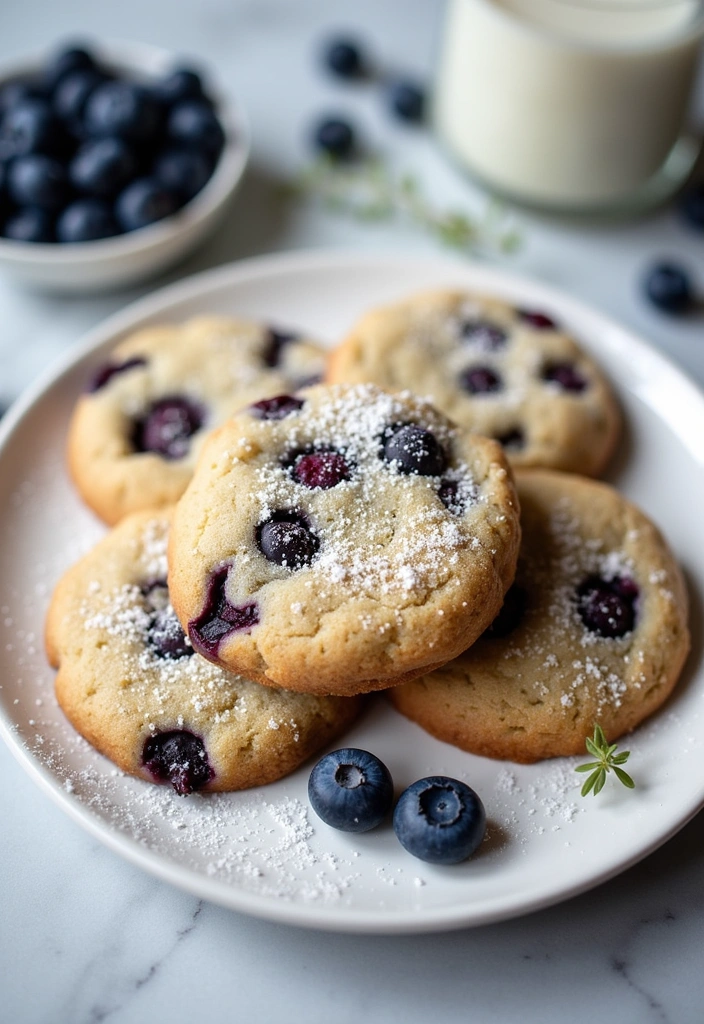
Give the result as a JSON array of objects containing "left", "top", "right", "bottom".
[
  {"left": 496, "top": 494, "right": 644, "bottom": 716},
  {"left": 79, "top": 525, "right": 239, "bottom": 712},
  {"left": 492, "top": 761, "right": 582, "bottom": 842},
  {"left": 247, "top": 384, "right": 482, "bottom": 598}
]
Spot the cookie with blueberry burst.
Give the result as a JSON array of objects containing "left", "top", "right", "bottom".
[
  {"left": 327, "top": 289, "right": 621, "bottom": 477},
  {"left": 45, "top": 509, "right": 361, "bottom": 794},
  {"left": 168, "top": 382, "right": 521, "bottom": 697},
  {"left": 390, "top": 470, "right": 690, "bottom": 762},
  {"left": 67, "top": 316, "right": 326, "bottom": 525}
]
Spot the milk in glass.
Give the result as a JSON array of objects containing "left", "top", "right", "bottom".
[{"left": 434, "top": 0, "right": 704, "bottom": 209}]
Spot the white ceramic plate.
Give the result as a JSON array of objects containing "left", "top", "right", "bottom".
[{"left": 1, "top": 251, "right": 703, "bottom": 934}]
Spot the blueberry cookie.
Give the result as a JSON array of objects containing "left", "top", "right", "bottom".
[
  {"left": 45, "top": 510, "right": 361, "bottom": 794},
  {"left": 68, "top": 316, "right": 327, "bottom": 525},
  {"left": 168, "top": 383, "right": 521, "bottom": 697},
  {"left": 390, "top": 470, "right": 690, "bottom": 763},
  {"left": 327, "top": 290, "right": 621, "bottom": 476}
]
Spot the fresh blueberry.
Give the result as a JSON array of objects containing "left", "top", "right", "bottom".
[
  {"left": 382, "top": 424, "right": 446, "bottom": 476},
  {"left": 262, "top": 328, "right": 298, "bottom": 368},
  {"left": 7, "top": 154, "right": 68, "bottom": 210},
  {"left": 312, "top": 116, "right": 356, "bottom": 160},
  {"left": 249, "top": 395, "right": 304, "bottom": 420},
  {"left": 460, "top": 366, "right": 502, "bottom": 394},
  {"left": 484, "top": 583, "right": 527, "bottom": 638},
  {"left": 87, "top": 356, "right": 147, "bottom": 392},
  {"left": 643, "top": 261, "right": 693, "bottom": 314},
  {"left": 387, "top": 80, "right": 425, "bottom": 123},
  {"left": 0, "top": 80, "right": 45, "bottom": 114},
  {"left": 85, "top": 81, "right": 162, "bottom": 142},
  {"left": 167, "top": 101, "right": 225, "bottom": 157},
  {"left": 257, "top": 511, "right": 319, "bottom": 569},
  {"left": 0, "top": 99, "right": 62, "bottom": 158},
  {"left": 142, "top": 730, "right": 213, "bottom": 795},
  {"left": 153, "top": 148, "right": 212, "bottom": 201},
  {"left": 132, "top": 395, "right": 204, "bottom": 459},
  {"left": 188, "top": 565, "right": 259, "bottom": 658},
  {"left": 518, "top": 309, "right": 557, "bottom": 330},
  {"left": 41, "top": 44, "right": 96, "bottom": 94},
  {"left": 70, "top": 137, "right": 136, "bottom": 197},
  {"left": 323, "top": 38, "right": 365, "bottom": 79},
  {"left": 153, "top": 68, "right": 206, "bottom": 106},
  {"left": 679, "top": 185, "right": 704, "bottom": 231},
  {"left": 542, "top": 363, "right": 587, "bottom": 392},
  {"left": 53, "top": 69, "right": 106, "bottom": 134},
  {"left": 56, "top": 198, "right": 119, "bottom": 242},
  {"left": 115, "top": 177, "right": 178, "bottom": 231},
  {"left": 495, "top": 427, "right": 524, "bottom": 451},
  {"left": 460, "top": 319, "right": 507, "bottom": 349},
  {"left": 2, "top": 206, "right": 55, "bottom": 242},
  {"left": 393, "top": 776, "right": 486, "bottom": 864},
  {"left": 308, "top": 748, "right": 394, "bottom": 832},
  {"left": 576, "top": 575, "right": 638, "bottom": 638},
  {"left": 291, "top": 449, "right": 351, "bottom": 489}
]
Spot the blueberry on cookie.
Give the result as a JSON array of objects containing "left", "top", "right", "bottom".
[
  {"left": 68, "top": 317, "right": 327, "bottom": 525},
  {"left": 327, "top": 289, "right": 621, "bottom": 477},
  {"left": 390, "top": 470, "right": 690, "bottom": 762}
]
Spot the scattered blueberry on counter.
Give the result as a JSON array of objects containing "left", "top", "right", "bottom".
[
  {"left": 643, "top": 261, "right": 694, "bottom": 315},
  {"left": 386, "top": 80, "right": 425, "bottom": 123},
  {"left": 322, "top": 37, "right": 366, "bottom": 80},
  {"left": 312, "top": 116, "right": 356, "bottom": 160},
  {"left": 0, "top": 40, "right": 226, "bottom": 244},
  {"left": 312, "top": 33, "right": 427, "bottom": 158}
]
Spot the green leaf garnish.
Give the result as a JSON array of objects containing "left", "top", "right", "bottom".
[
  {"left": 287, "top": 156, "right": 522, "bottom": 257},
  {"left": 576, "top": 724, "right": 634, "bottom": 797}
]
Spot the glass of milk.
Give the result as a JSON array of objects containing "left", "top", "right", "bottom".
[{"left": 434, "top": 0, "right": 704, "bottom": 212}]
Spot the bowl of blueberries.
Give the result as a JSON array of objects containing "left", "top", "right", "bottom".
[{"left": 0, "top": 38, "right": 249, "bottom": 292}]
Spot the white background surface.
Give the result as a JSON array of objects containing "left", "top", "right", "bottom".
[{"left": 1, "top": 1, "right": 704, "bottom": 1021}]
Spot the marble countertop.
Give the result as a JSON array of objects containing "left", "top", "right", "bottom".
[{"left": 2, "top": 1, "right": 704, "bottom": 1021}]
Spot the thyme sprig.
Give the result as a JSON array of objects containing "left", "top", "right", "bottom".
[
  {"left": 290, "top": 156, "right": 521, "bottom": 257},
  {"left": 576, "top": 724, "right": 635, "bottom": 797}
]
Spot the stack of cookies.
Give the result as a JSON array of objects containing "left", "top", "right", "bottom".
[{"left": 46, "top": 291, "right": 690, "bottom": 796}]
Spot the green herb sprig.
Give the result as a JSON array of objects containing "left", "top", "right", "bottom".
[
  {"left": 576, "top": 724, "right": 635, "bottom": 797},
  {"left": 289, "top": 156, "right": 521, "bottom": 257}
]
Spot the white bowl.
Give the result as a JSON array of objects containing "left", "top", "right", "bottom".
[{"left": 0, "top": 40, "right": 250, "bottom": 293}]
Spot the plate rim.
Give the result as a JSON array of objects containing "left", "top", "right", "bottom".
[{"left": 2, "top": 247, "right": 704, "bottom": 934}]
